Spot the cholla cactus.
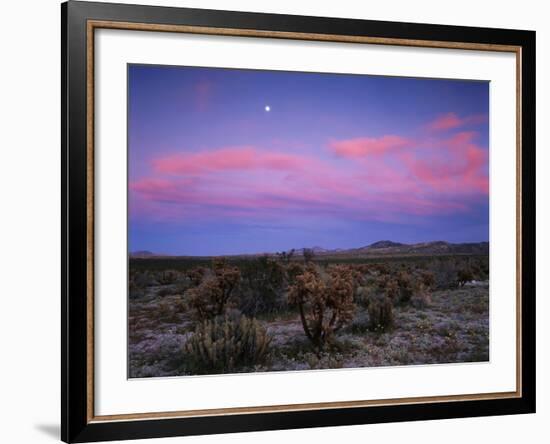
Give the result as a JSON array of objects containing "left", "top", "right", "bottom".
[
  {"left": 376, "top": 275, "right": 399, "bottom": 302},
  {"left": 157, "top": 269, "right": 180, "bottom": 285},
  {"left": 287, "top": 265, "right": 355, "bottom": 353},
  {"left": 212, "top": 258, "right": 241, "bottom": 294},
  {"left": 367, "top": 294, "right": 394, "bottom": 331},
  {"left": 186, "top": 266, "right": 207, "bottom": 286},
  {"left": 285, "top": 262, "right": 305, "bottom": 283},
  {"left": 185, "top": 258, "right": 240, "bottom": 321},
  {"left": 395, "top": 270, "right": 415, "bottom": 304},
  {"left": 417, "top": 270, "right": 435, "bottom": 289},
  {"left": 184, "top": 311, "right": 271, "bottom": 374},
  {"left": 377, "top": 269, "right": 434, "bottom": 307}
]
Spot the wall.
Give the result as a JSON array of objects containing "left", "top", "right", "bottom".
[{"left": 0, "top": 0, "right": 546, "bottom": 443}]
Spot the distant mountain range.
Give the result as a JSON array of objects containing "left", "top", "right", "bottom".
[
  {"left": 338, "top": 240, "right": 488, "bottom": 256},
  {"left": 292, "top": 240, "right": 488, "bottom": 257},
  {"left": 129, "top": 240, "right": 488, "bottom": 259},
  {"left": 130, "top": 250, "right": 156, "bottom": 258}
]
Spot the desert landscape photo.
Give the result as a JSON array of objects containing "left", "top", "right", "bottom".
[{"left": 127, "top": 64, "right": 489, "bottom": 377}]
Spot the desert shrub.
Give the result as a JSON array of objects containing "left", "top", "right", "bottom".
[
  {"left": 457, "top": 267, "right": 474, "bottom": 287},
  {"left": 302, "top": 248, "right": 315, "bottom": 263},
  {"left": 346, "top": 310, "right": 371, "bottom": 334},
  {"left": 131, "top": 270, "right": 158, "bottom": 288},
  {"left": 426, "top": 256, "right": 488, "bottom": 289},
  {"left": 276, "top": 249, "right": 295, "bottom": 264},
  {"left": 184, "top": 311, "right": 271, "bottom": 374},
  {"left": 427, "top": 257, "right": 459, "bottom": 289},
  {"left": 468, "top": 257, "right": 489, "bottom": 281},
  {"left": 348, "top": 267, "right": 363, "bottom": 293},
  {"left": 129, "top": 270, "right": 161, "bottom": 299},
  {"left": 417, "top": 270, "right": 435, "bottom": 289},
  {"left": 374, "top": 269, "right": 433, "bottom": 308},
  {"left": 287, "top": 265, "right": 355, "bottom": 353},
  {"left": 395, "top": 270, "right": 415, "bottom": 304},
  {"left": 410, "top": 283, "right": 432, "bottom": 308},
  {"left": 374, "top": 267, "right": 433, "bottom": 308},
  {"left": 355, "top": 285, "right": 373, "bottom": 308},
  {"left": 477, "top": 258, "right": 489, "bottom": 278},
  {"left": 212, "top": 258, "right": 241, "bottom": 288},
  {"left": 129, "top": 280, "right": 145, "bottom": 299},
  {"left": 407, "top": 270, "right": 434, "bottom": 308},
  {"left": 185, "top": 259, "right": 241, "bottom": 321},
  {"left": 238, "top": 256, "right": 287, "bottom": 317},
  {"left": 353, "top": 264, "right": 374, "bottom": 276},
  {"left": 156, "top": 270, "right": 180, "bottom": 285},
  {"left": 185, "top": 278, "right": 225, "bottom": 320},
  {"left": 186, "top": 266, "right": 207, "bottom": 287},
  {"left": 376, "top": 275, "right": 399, "bottom": 301},
  {"left": 353, "top": 272, "right": 379, "bottom": 307},
  {"left": 463, "top": 295, "right": 489, "bottom": 314},
  {"left": 154, "top": 299, "right": 182, "bottom": 323},
  {"left": 367, "top": 294, "right": 394, "bottom": 332},
  {"left": 285, "top": 262, "right": 305, "bottom": 283},
  {"left": 371, "top": 263, "right": 390, "bottom": 275}
]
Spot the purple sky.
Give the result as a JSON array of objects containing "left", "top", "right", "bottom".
[{"left": 128, "top": 64, "right": 489, "bottom": 256}]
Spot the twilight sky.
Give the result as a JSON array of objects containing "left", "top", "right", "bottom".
[{"left": 128, "top": 64, "right": 489, "bottom": 256}]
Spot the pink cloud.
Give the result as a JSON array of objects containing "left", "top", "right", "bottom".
[
  {"left": 427, "top": 113, "right": 462, "bottom": 131},
  {"left": 130, "top": 177, "right": 332, "bottom": 221},
  {"left": 130, "top": 177, "right": 196, "bottom": 202},
  {"left": 360, "top": 163, "right": 421, "bottom": 194},
  {"left": 401, "top": 131, "right": 488, "bottom": 194},
  {"left": 152, "top": 146, "right": 324, "bottom": 175},
  {"left": 427, "top": 112, "right": 488, "bottom": 132},
  {"left": 329, "top": 135, "right": 410, "bottom": 158},
  {"left": 129, "top": 169, "right": 472, "bottom": 225},
  {"left": 132, "top": 122, "right": 488, "bottom": 225}
]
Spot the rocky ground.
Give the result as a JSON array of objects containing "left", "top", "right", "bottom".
[{"left": 128, "top": 282, "right": 489, "bottom": 378}]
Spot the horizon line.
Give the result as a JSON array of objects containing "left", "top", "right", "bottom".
[{"left": 130, "top": 239, "right": 490, "bottom": 258}]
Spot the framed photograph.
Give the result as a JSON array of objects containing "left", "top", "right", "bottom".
[{"left": 61, "top": 1, "right": 535, "bottom": 442}]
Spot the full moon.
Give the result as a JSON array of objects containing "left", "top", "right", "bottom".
[{"left": 264, "top": 105, "right": 271, "bottom": 112}]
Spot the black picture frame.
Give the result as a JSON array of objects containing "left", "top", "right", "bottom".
[{"left": 61, "top": 1, "right": 536, "bottom": 442}]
